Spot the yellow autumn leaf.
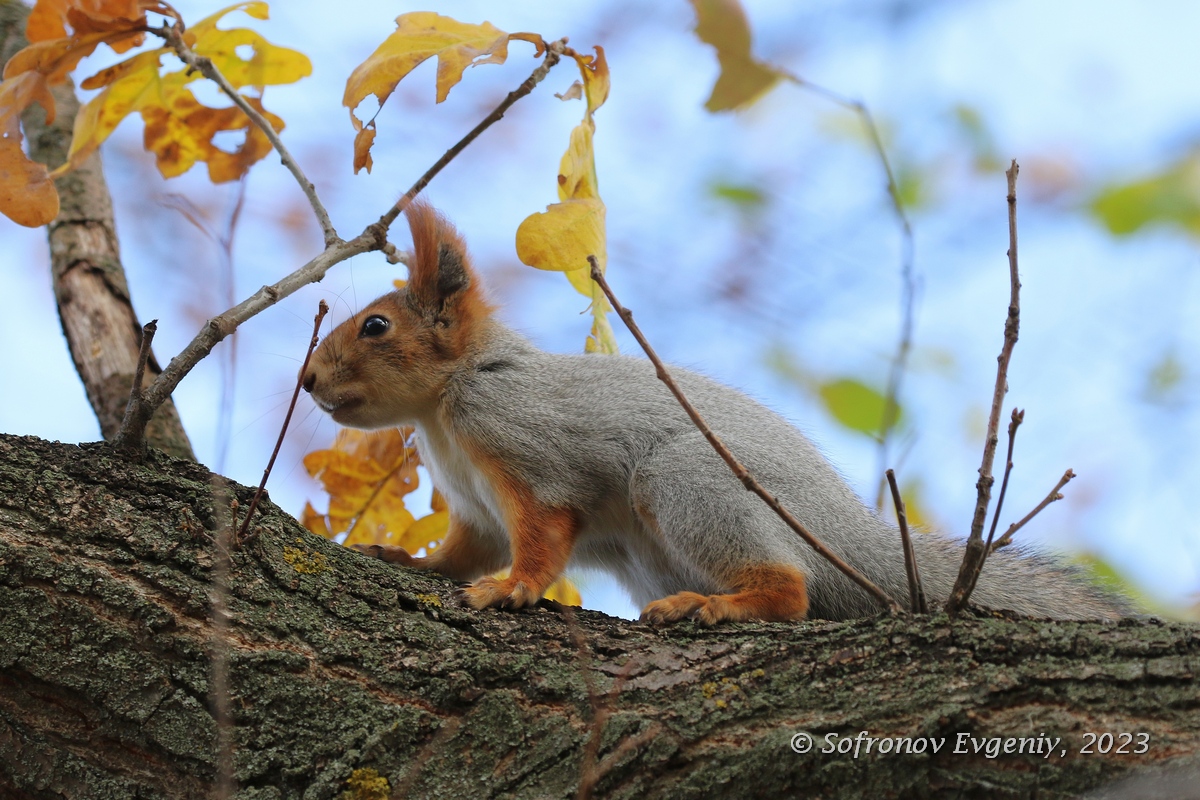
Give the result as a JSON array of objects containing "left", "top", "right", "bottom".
[
  {"left": 557, "top": 119, "right": 598, "bottom": 202},
  {"left": 545, "top": 577, "right": 582, "bottom": 607},
  {"left": 571, "top": 45, "right": 610, "bottom": 117},
  {"left": 190, "top": 27, "right": 312, "bottom": 89},
  {"left": 304, "top": 428, "right": 424, "bottom": 546},
  {"left": 688, "top": 0, "right": 781, "bottom": 112},
  {"left": 186, "top": 1, "right": 270, "bottom": 42},
  {"left": 343, "top": 12, "right": 511, "bottom": 111},
  {"left": 399, "top": 510, "right": 450, "bottom": 553},
  {"left": 515, "top": 198, "right": 605, "bottom": 276},
  {"left": 300, "top": 501, "right": 332, "bottom": 539}
]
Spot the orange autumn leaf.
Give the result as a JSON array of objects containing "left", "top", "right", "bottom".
[
  {"left": 351, "top": 117, "right": 375, "bottom": 175},
  {"left": 0, "top": 126, "right": 60, "bottom": 227}
]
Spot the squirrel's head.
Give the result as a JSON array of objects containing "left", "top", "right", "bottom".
[{"left": 302, "top": 201, "right": 493, "bottom": 428}]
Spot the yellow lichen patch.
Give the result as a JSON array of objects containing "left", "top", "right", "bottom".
[
  {"left": 702, "top": 682, "right": 718, "bottom": 699},
  {"left": 282, "top": 538, "right": 330, "bottom": 575},
  {"left": 415, "top": 593, "right": 443, "bottom": 607},
  {"left": 338, "top": 767, "right": 390, "bottom": 800}
]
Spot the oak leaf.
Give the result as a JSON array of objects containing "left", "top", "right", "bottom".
[{"left": 343, "top": 12, "right": 511, "bottom": 111}]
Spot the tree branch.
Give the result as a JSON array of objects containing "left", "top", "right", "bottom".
[
  {"left": 990, "top": 469, "right": 1076, "bottom": 553},
  {"left": 238, "top": 301, "right": 328, "bottom": 545},
  {"left": 886, "top": 468, "right": 927, "bottom": 614},
  {"left": 777, "top": 75, "right": 918, "bottom": 511},
  {"left": 374, "top": 40, "right": 566, "bottom": 234},
  {"left": 588, "top": 256, "right": 903, "bottom": 615},
  {"left": 159, "top": 22, "right": 339, "bottom": 248},
  {"left": 946, "top": 160, "right": 1022, "bottom": 615},
  {"left": 113, "top": 39, "right": 565, "bottom": 455},
  {"left": 114, "top": 320, "right": 158, "bottom": 456},
  {"left": 984, "top": 407, "right": 1024, "bottom": 554}
]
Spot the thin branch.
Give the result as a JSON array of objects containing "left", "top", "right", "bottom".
[
  {"left": 374, "top": 40, "right": 566, "bottom": 233},
  {"left": 159, "top": 23, "right": 339, "bottom": 248},
  {"left": 983, "top": 408, "right": 1024, "bottom": 554},
  {"left": 946, "top": 160, "right": 1022, "bottom": 616},
  {"left": 990, "top": 469, "right": 1075, "bottom": 554},
  {"left": 114, "top": 319, "right": 158, "bottom": 456},
  {"left": 116, "top": 43, "right": 565, "bottom": 453},
  {"left": 239, "top": 300, "right": 328, "bottom": 544},
  {"left": 589, "top": 257, "right": 903, "bottom": 615},
  {"left": 775, "top": 75, "right": 917, "bottom": 511},
  {"left": 886, "top": 469, "right": 927, "bottom": 614}
]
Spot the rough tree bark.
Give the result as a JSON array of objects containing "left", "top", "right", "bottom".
[
  {"left": 1, "top": 432, "right": 1198, "bottom": 800},
  {"left": 0, "top": 1, "right": 195, "bottom": 461}
]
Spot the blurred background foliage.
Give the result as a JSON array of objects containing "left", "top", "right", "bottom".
[{"left": 2, "top": 0, "right": 1197, "bottom": 618}]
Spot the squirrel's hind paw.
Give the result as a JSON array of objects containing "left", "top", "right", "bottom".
[
  {"left": 351, "top": 543, "right": 417, "bottom": 565},
  {"left": 457, "top": 576, "right": 542, "bottom": 610},
  {"left": 640, "top": 592, "right": 713, "bottom": 625}
]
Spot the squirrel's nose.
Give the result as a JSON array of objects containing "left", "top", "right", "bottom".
[{"left": 302, "top": 371, "right": 316, "bottom": 393}]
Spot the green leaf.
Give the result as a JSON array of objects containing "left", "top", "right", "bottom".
[
  {"left": 710, "top": 181, "right": 766, "bottom": 209},
  {"left": 817, "top": 377, "right": 899, "bottom": 438},
  {"left": 1089, "top": 155, "right": 1200, "bottom": 237}
]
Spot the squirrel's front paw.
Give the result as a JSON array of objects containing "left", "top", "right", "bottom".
[
  {"left": 456, "top": 576, "right": 542, "bottom": 610},
  {"left": 351, "top": 544, "right": 416, "bottom": 566}
]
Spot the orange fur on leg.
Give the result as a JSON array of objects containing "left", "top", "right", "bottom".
[
  {"left": 457, "top": 464, "right": 580, "bottom": 611},
  {"left": 640, "top": 564, "right": 809, "bottom": 625}
]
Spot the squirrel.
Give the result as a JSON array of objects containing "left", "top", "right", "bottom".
[{"left": 302, "top": 201, "right": 1125, "bottom": 624}]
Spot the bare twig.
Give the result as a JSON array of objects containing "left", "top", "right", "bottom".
[
  {"left": 374, "top": 40, "right": 566, "bottom": 234},
  {"left": 984, "top": 408, "right": 1024, "bottom": 554},
  {"left": 775, "top": 75, "right": 917, "bottom": 511},
  {"left": 238, "top": 301, "right": 328, "bottom": 544},
  {"left": 990, "top": 469, "right": 1075, "bottom": 554},
  {"left": 946, "top": 160, "right": 1022, "bottom": 616},
  {"left": 589, "top": 257, "right": 903, "bottom": 614},
  {"left": 886, "top": 469, "right": 927, "bottom": 614},
  {"left": 114, "top": 320, "right": 159, "bottom": 456},
  {"left": 208, "top": 477, "right": 237, "bottom": 800},
  {"left": 116, "top": 43, "right": 565, "bottom": 453},
  {"left": 159, "top": 23, "right": 339, "bottom": 247}
]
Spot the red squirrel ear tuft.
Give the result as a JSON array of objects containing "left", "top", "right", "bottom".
[{"left": 405, "top": 200, "right": 477, "bottom": 314}]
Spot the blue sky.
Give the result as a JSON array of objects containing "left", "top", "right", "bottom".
[{"left": 3, "top": 0, "right": 1198, "bottom": 617}]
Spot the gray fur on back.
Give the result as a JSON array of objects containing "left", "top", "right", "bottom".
[{"left": 427, "top": 322, "right": 1125, "bottom": 621}]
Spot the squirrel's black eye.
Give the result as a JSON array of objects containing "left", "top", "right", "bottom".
[{"left": 360, "top": 315, "right": 389, "bottom": 337}]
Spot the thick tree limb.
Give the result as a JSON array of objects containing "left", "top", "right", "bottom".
[{"left": 0, "top": 433, "right": 1198, "bottom": 799}]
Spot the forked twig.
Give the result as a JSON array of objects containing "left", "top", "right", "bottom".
[
  {"left": 114, "top": 319, "right": 159, "bottom": 456},
  {"left": 886, "top": 469, "right": 927, "bottom": 614},
  {"left": 984, "top": 408, "right": 1024, "bottom": 554},
  {"left": 238, "top": 301, "right": 328, "bottom": 544},
  {"left": 990, "top": 469, "right": 1076, "bottom": 553},
  {"left": 946, "top": 160, "right": 1022, "bottom": 615},
  {"left": 588, "top": 256, "right": 903, "bottom": 614}
]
